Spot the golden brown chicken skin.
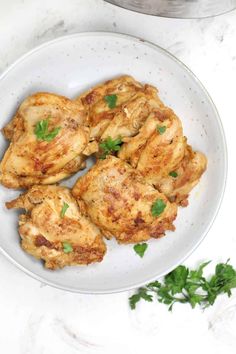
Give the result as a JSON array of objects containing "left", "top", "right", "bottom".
[
  {"left": 6, "top": 185, "right": 106, "bottom": 269},
  {"left": 75, "top": 75, "right": 164, "bottom": 144},
  {"left": 0, "top": 93, "right": 89, "bottom": 189},
  {"left": 72, "top": 156, "right": 177, "bottom": 244}
]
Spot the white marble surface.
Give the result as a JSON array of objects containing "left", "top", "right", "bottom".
[{"left": 0, "top": 1, "right": 236, "bottom": 353}]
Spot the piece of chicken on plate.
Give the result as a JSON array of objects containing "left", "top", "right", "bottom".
[
  {"left": 6, "top": 185, "right": 106, "bottom": 269},
  {"left": 72, "top": 156, "right": 177, "bottom": 244},
  {"left": 75, "top": 76, "right": 164, "bottom": 156},
  {"left": 119, "top": 107, "right": 207, "bottom": 206},
  {"left": 157, "top": 145, "right": 207, "bottom": 206},
  {"left": 0, "top": 93, "right": 89, "bottom": 189},
  {"left": 119, "top": 107, "right": 186, "bottom": 172}
]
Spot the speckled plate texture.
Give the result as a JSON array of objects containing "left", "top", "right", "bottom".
[{"left": 0, "top": 32, "right": 227, "bottom": 293}]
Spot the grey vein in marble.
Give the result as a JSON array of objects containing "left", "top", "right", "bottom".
[{"left": 53, "top": 318, "right": 102, "bottom": 353}]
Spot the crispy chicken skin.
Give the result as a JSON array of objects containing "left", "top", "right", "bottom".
[
  {"left": 119, "top": 107, "right": 207, "bottom": 205},
  {"left": 72, "top": 156, "right": 177, "bottom": 244},
  {"left": 75, "top": 75, "right": 164, "bottom": 143},
  {"left": 6, "top": 185, "right": 106, "bottom": 269},
  {"left": 0, "top": 93, "right": 89, "bottom": 189}
]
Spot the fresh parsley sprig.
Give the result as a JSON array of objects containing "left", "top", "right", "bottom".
[
  {"left": 99, "top": 136, "right": 122, "bottom": 159},
  {"left": 129, "top": 260, "right": 236, "bottom": 311},
  {"left": 62, "top": 241, "right": 73, "bottom": 253},
  {"left": 60, "top": 202, "right": 69, "bottom": 218},
  {"left": 34, "top": 117, "right": 61, "bottom": 142},
  {"left": 169, "top": 171, "right": 178, "bottom": 178},
  {"left": 157, "top": 125, "right": 166, "bottom": 135},
  {"left": 151, "top": 199, "right": 166, "bottom": 217},
  {"left": 134, "top": 243, "right": 148, "bottom": 258},
  {"left": 104, "top": 94, "right": 117, "bottom": 109}
]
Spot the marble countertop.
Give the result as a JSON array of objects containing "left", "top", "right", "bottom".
[{"left": 0, "top": 1, "right": 236, "bottom": 353}]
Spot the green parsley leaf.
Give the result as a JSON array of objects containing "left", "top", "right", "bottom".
[
  {"left": 129, "top": 288, "right": 153, "bottom": 309},
  {"left": 129, "top": 260, "right": 236, "bottom": 311},
  {"left": 34, "top": 117, "right": 61, "bottom": 142},
  {"left": 157, "top": 125, "right": 166, "bottom": 134},
  {"left": 62, "top": 241, "right": 73, "bottom": 254},
  {"left": 202, "top": 260, "right": 236, "bottom": 306},
  {"left": 151, "top": 199, "right": 166, "bottom": 217},
  {"left": 99, "top": 136, "right": 122, "bottom": 159},
  {"left": 147, "top": 281, "right": 161, "bottom": 290},
  {"left": 169, "top": 171, "right": 178, "bottom": 178},
  {"left": 134, "top": 243, "right": 148, "bottom": 258},
  {"left": 129, "top": 294, "right": 142, "bottom": 310},
  {"left": 60, "top": 202, "right": 69, "bottom": 218},
  {"left": 189, "top": 261, "right": 211, "bottom": 282},
  {"left": 104, "top": 94, "right": 118, "bottom": 109},
  {"left": 43, "top": 127, "right": 61, "bottom": 142},
  {"left": 165, "top": 265, "right": 189, "bottom": 294}
]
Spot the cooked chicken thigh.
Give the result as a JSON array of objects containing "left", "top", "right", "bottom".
[
  {"left": 75, "top": 76, "right": 164, "bottom": 144},
  {"left": 119, "top": 107, "right": 186, "bottom": 173},
  {"left": 6, "top": 185, "right": 106, "bottom": 269},
  {"left": 119, "top": 107, "right": 207, "bottom": 205},
  {"left": 0, "top": 93, "right": 89, "bottom": 189},
  {"left": 157, "top": 145, "right": 207, "bottom": 206},
  {"left": 72, "top": 156, "right": 177, "bottom": 244}
]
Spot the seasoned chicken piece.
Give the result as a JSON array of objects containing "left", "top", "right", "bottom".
[
  {"left": 75, "top": 75, "right": 143, "bottom": 139},
  {"left": 0, "top": 93, "right": 89, "bottom": 189},
  {"left": 157, "top": 145, "right": 207, "bottom": 206},
  {"left": 100, "top": 89, "right": 163, "bottom": 141},
  {"left": 75, "top": 75, "right": 164, "bottom": 142},
  {"left": 119, "top": 107, "right": 186, "bottom": 173},
  {"left": 72, "top": 156, "right": 177, "bottom": 244},
  {"left": 119, "top": 107, "right": 207, "bottom": 205},
  {"left": 6, "top": 185, "right": 106, "bottom": 269}
]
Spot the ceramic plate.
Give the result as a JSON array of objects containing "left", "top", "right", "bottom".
[{"left": 0, "top": 32, "right": 227, "bottom": 293}]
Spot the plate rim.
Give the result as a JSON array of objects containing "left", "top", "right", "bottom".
[{"left": 0, "top": 31, "right": 228, "bottom": 294}]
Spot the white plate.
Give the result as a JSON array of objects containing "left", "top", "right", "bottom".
[{"left": 0, "top": 32, "right": 227, "bottom": 293}]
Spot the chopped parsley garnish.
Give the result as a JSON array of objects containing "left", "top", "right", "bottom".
[
  {"left": 62, "top": 241, "right": 73, "bottom": 254},
  {"left": 34, "top": 117, "right": 61, "bottom": 142},
  {"left": 129, "top": 260, "right": 236, "bottom": 311},
  {"left": 169, "top": 171, "right": 178, "bottom": 178},
  {"left": 104, "top": 94, "right": 118, "bottom": 109},
  {"left": 151, "top": 199, "right": 166, "bottom": 217},
  {"left": 99, "top": 136, "right": 122, "bottom": 159},
  {"left": 129, "top": 289, "right": 153, "bottom": 309},
  {"left": 134, "top": 243, "right": 148, "bottom": 258},
  {"left": 60, "top": 202, "right": 69, "bottom": 218},
  {"left": 157, "top": 125, "right": 166, "bottom": 135}
]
